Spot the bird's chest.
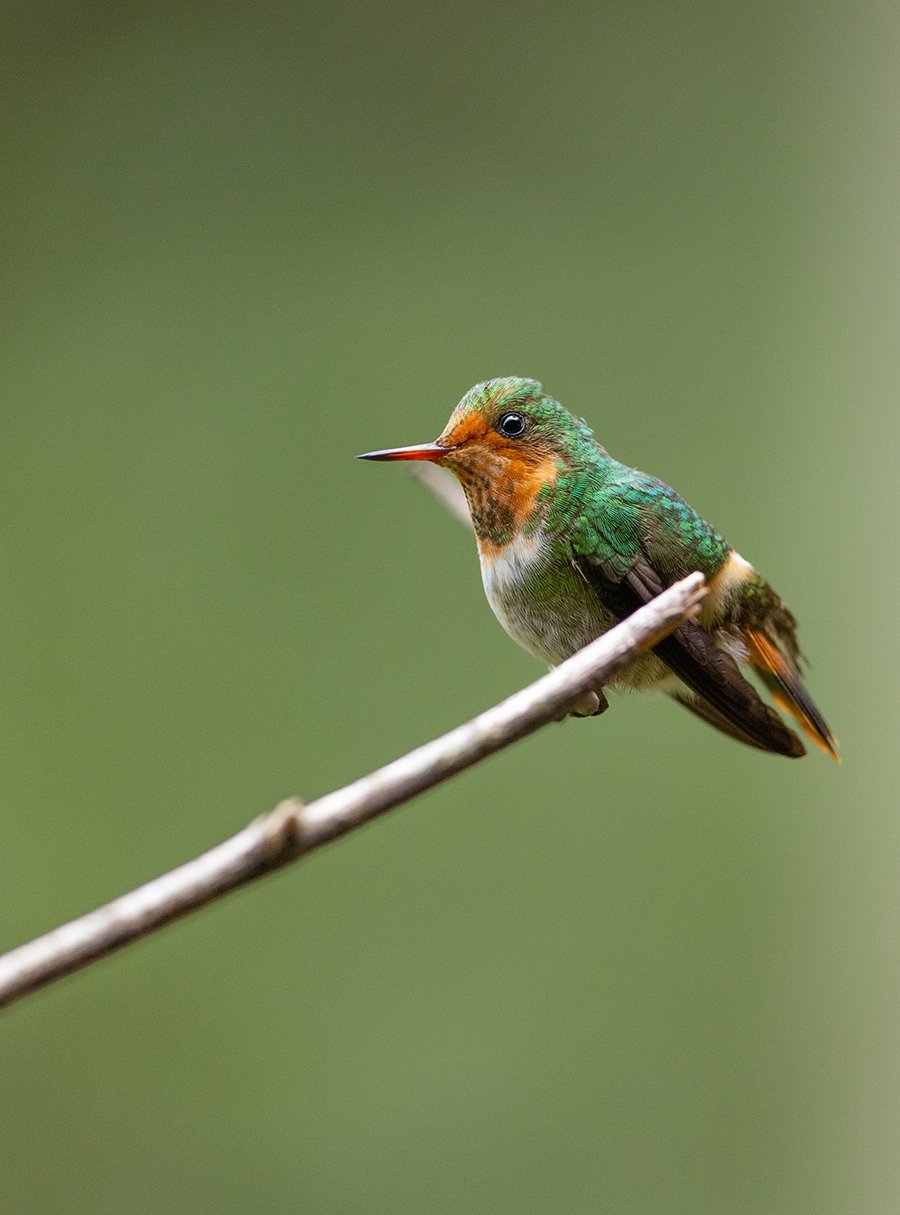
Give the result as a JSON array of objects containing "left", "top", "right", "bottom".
[{"left": 479, "top": 532, "right": 614, "bottom": 666}]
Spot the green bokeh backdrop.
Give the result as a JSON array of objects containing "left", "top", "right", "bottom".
[{"left": 2, "top": 3, "right": 898, "bottom": 1212}]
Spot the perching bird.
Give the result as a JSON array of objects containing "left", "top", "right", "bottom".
[{"left": 359, "top": 377, "right": 838, "bottom": 760}]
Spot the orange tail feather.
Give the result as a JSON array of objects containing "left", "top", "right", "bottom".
[{"left": 745, "top": 630, "right": 840, "bottom": 763}]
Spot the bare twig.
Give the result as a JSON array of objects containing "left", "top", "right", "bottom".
[{"left": 0, "top": 573, "right": 706, "bottom": 1011}]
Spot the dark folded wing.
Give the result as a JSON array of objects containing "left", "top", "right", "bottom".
[{"left": 572, "top": 552, "right": 805, "bottom": 757}]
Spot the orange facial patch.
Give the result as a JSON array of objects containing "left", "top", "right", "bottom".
[
  {"left": 437, "top": 408, "right": 492, "bottom": 449},
  {"left": 434, "top": 410, "right": 555, "bottom": 550}
]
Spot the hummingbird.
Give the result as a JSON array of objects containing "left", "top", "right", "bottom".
[{"left": 359, "top": 377, "right": 838, "bottom": 760}]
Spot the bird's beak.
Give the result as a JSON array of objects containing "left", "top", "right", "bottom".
[{"left": 357, "top": 442, "right": 448, "bottom": 462}]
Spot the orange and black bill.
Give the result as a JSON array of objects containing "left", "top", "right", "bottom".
[{"left": 357, "top": 444, "right": 446, "bottom": 462}]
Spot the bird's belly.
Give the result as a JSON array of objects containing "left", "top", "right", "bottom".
[{"left": 479, "top": 537, "right": 667, "bottom": 690}]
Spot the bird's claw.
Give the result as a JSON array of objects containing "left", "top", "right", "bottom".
[{"left": 558, "top": 688, "right": 609, "bottom": 720}]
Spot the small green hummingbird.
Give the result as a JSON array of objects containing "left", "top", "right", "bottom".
[{"left": 359, "top": 377, "right": 838, "bottom": 760}]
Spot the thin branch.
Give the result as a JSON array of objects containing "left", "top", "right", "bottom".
[{"left": 0, "top": 573, "right": 706, "bottom": 1011}]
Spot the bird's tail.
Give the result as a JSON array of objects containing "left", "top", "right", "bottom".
[{"left": 744, "top": 629, "right": 840, "bottom": 762}]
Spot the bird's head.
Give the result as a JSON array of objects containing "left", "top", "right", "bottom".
[{"left": 358, "top": 377, "right": 596, "bottom": 494}]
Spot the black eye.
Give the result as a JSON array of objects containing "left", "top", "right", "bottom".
[{"left": 497, "top": 411, "right": 527, "bottom": 438}]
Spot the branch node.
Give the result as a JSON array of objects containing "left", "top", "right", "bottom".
[{"left": 256, "top": 797, "right": 305, "bottom": 867}]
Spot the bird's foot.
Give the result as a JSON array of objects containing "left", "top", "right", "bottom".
[{"left": 562, "top": 688, "right": 609, "bottom": 719}]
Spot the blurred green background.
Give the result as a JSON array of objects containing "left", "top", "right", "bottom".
[{"left": 2, "top": 2, "right": 898, "bottom": 1211}]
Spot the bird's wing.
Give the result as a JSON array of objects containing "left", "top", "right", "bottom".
[{"left": 571, "top": 526, "right": 805, "bottom": 757}]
